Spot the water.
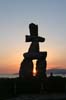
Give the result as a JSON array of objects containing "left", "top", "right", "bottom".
[
  {"left": 0, "top": 74, "right": 19, "bottom": 78},
  {"left": 0, "top": 74, "right": 66, "bottom": 78},
  {"left": 47, "top": 73, "right": 66, "bottom": 78}
]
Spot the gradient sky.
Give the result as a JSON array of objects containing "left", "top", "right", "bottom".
[{"left": 0, "top": 0, "right": 66, "bottom": 74}]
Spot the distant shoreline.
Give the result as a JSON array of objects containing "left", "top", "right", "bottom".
[
  {"left": 0, "top": 73, "right": 66, "bottom": 78},
  {"left": 0, "top": 68, "right": 66, "bottom": 78}
]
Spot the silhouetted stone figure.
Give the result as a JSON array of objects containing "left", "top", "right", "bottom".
[{"left": 19, "top": 23, "right": 47, "bottom": 78}]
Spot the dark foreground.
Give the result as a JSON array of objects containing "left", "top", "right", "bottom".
[
  {"left": 0, "top": 76, "right": 66, "bottom": 100},
  {"left": 7, "top": 94, "right": 66, "bottom": 100}
]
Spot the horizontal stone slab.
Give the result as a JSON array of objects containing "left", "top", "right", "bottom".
[
  {"left": 23, "top": 52, "right": 47, "bottom": 59},
  {"left": 26, "top": 35, "right": 45, "bottom": 42}
]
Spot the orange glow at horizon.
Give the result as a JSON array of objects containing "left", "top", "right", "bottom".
[
  {"left": 32, "top": 60, "right": 37, "bottom": 76},
  {"left": 0, "top": 46, "right": 66, "bottom": 74},
  {"left": 33, "top": 68, "right": 37, "bottom": 76}
]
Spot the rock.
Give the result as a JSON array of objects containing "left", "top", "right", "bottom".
[
  {"left": 19, "top": 23, "right": 47, "bottom": 78},
  {"left": 26, "top": 35, "right": 45, "bottom": 42},
  {"left": 23, "top": 52, "right": 47, "bottom": 60},
  {"left": 19, "top": 58, "right": 33, "bottom": 78},
  {"left": 36, "top": 60, "right": 47, "bottom": 78}
]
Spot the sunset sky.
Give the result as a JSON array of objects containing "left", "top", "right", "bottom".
[{"left": 0, "top": 0, "right": 66, "bottom": 74}]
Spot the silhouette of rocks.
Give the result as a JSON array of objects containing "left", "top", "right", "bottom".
[
  {"left": 36, "top": 60, "right": 47, "bottom": 78},
  {"left": 19, "top": 23, "right": 47, "bottom": 78},
  {"left": 19, "top": 59, "right": 33, "bottom": 77}
]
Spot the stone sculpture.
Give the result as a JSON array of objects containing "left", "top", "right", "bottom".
[{"left": 19, "top": 23, "right": 47, "bottom": 78}]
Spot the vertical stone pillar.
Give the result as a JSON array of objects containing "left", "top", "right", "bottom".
[
  {"left": 36, "top": 59, "right": 47, "bottom": 78},
  {"left": 19, "top": 58, "right": 33, "bottom": 78}
]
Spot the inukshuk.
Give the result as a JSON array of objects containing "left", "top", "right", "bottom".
[{"left": 19, "top": 23, "right": 47, "bottom": 78}]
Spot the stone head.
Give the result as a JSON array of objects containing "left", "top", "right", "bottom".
[{"left": 29, "top": 23, "right": 38, "bottom": 36}]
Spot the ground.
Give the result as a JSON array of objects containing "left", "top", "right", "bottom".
[{"left": 7, "top": 94, "right": 66, "bottom": 100}]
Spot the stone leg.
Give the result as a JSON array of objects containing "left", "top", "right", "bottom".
[
  {"left": 19, "top": 58, "right": 33, "bottom": 78},
  {"left": 36, "top": 59, "right": 47, "bottom": 78}
]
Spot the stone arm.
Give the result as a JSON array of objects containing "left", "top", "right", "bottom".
[{"left": 26, "top": 35, "right": 45, "bottom": 42}]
